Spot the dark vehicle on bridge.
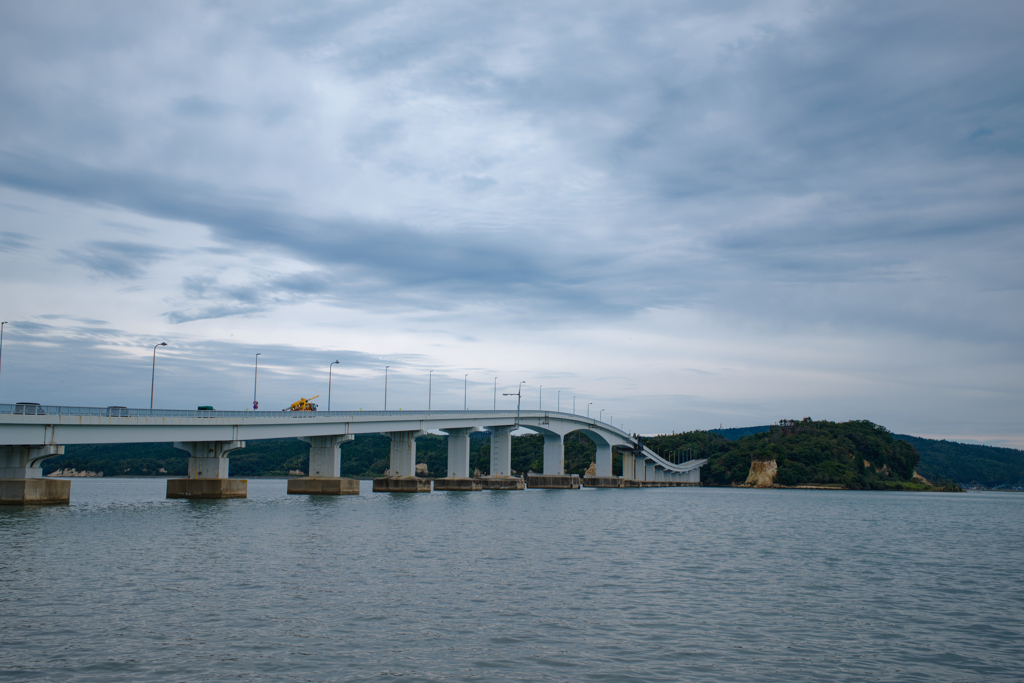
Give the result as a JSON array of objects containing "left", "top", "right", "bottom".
[{"left": 14, "top": 402, "right": 45, "bottom": 415}]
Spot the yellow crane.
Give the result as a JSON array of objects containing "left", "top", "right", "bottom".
[{"left": 286, "top": 395, "right": 319, "bottom": 411}]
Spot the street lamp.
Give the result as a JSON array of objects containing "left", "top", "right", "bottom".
[
  {"left": 573, "top": 396, "right": 576, "bottom": 414},
  {"left": 539, "top": 385, "right": 542, "bottom": 410},
  {"left": 384, "top": 366, "right": 389, "bottom": 410},
  {"left": 557, "top": 390, "right": 560, "bottom": 412},
  {"left": 503, "top": 381, "right": 525, "bottom": 427},
  {"left": 253, "top": 353, "right": 260, "bottom": 410},
  {"left": 0, "top": 321, "right": 7, "bottom": 398},
  {"left": 493, "top": 377, "right": 497, "bottom": 410},
  {"left": 464, "top": 374, "right": 468, "bottom": 410},
  {"left": 587, "top": 402, "right": 592, "bottom": 418},
  {"left": 599, "top": 409, "right": 604, "bottom": 422},
  {"left": 428, "top": 370, "right": 433, "bottom": 410},
  {"left": 150, "top": 342, "right": 168, "bottom": 410},
  {"left": 328, "top": 360, "right": 340, "bottom": 411}
]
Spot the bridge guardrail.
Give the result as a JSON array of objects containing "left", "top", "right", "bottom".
[{"left": 0, "top": 404, "right": 628, "bottom": 435}]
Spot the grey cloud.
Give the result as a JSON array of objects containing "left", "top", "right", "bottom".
[
  {"left": 0, "top": 230, "right": 32, "bottom": 252},
  {"left": 60, "top": 240, "right": 166, "bottom": 279},
  {"left": 0, "top": 0, "right": 1021, "bottom": 345},
  {"left": 173, "top": 95, "right": 229, "bottom": 119}
]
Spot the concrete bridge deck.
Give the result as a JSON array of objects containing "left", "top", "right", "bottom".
[{"left": 0, "top": 404, "right": 706, "bottom": 503}]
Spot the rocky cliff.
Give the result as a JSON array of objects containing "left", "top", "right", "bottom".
[{"left": 743, "top": 459, "right": 777, "bottom": 488}]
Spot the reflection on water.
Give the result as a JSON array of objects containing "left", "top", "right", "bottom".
[{"left": 1, "top": 480, "right": 1022, "bottom": 682}]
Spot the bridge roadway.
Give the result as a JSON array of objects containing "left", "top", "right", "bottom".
[{"left": 0, "top": 404, "right": 706, "bottom": 503}]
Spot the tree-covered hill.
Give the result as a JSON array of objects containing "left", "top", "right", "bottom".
[
  {"left": 893, "top": 435, "right": 1024, "bottom": 488},
  {"left": 646, "top": 419, "right": 922, "bottom": 489}
]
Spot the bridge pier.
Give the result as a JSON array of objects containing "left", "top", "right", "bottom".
[
  {"left": 288, "top": 434, "right": 359, "bottom": 495},
  {"left": 1, "top": 444, "right": 69, "bottom": 505},
  {"left": 542, "top": 434, "right": 564, "bottom": 475},
  {"left": 595, "top": 443, "right": 612, "bottom": 477},
  {"left": 433, "top": 427, "right": 482, "bottom": 491},
  {"left": 374, "top": 430, "right": 430, "bottom": 492},
  {"left": 441, "top": 428, "right": 472, "bottom": 478},
  {"left": 489, "top": 426, "right": 514, "bottom": 477},
  {"left": 0, "top": 445, "right": 70, "bottom": 505},
  {"left": 167, "top": 441, "right": 247, "bottom": 499}
]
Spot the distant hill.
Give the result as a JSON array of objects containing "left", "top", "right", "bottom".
[
  {"left": 711, "top": 425, "right": 771, "bottom": 440},
  {"left": 893, "top": 434, "right": 1024, "bottom": 488}
]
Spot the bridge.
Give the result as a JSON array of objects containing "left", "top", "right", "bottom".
[{"left": 0, "top": 403, "right": 706, "bottom": 503}]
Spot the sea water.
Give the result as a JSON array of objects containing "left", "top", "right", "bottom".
[{"left": 1, "top": 480, "right": 1021, "bottom": 682}]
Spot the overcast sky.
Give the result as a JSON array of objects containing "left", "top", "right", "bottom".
[{"left": 0, "top": 1, "right": 1021, "bottom": 445}]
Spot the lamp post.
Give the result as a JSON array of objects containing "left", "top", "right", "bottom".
[
  {"left": 557, "top": 390, "right": 560, "bottom": 412},
  {"left": 253, "top": 353, "right": 260, "bottom": 410},
  {"left": 384, "top": 366, "right": 389, "bottom": 410},
  {"left": 328, "top": 360, "right": 340, "bottom": 411},
  {"left": 428, "top": 370, "right": 433, "bottom": 410},
  {"left": 150, "top": 342, "right": 168, "bottom": 409},
  {"left": 464, "top": 374, "right": 468, "bottom": 410},
  {"left": 587, "top": 402, "right": 592, "bottom": 418},
  {"left": 539, "top": 385, "right": 542, "bottom": 410},
  {"left": 493, "top": 377, "right": 497, "bottom": 410},
  {"left": 503, "top": 381, "right": 525, "bottom": 427},
  {"left": 573, "top": 396, "right": 576, "bottom": 414},
  {"left": 599, "top": 409, "right": 604, "bottom": 423},
  {"left": 0, "top": 321, "right": 7, "bottom": 398}
]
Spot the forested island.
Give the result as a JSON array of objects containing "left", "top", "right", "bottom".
[{"left": 41, "top": 418, "right": 1023, "bottom": 490}]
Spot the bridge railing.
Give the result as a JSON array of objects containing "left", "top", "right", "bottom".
[{"left": 0, "top": 403, "right": 628, "bottom": 433}]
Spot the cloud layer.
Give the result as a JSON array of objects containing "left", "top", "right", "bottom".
[{"left": 0, "top": 1, "right": 1021, "bottom": 444}]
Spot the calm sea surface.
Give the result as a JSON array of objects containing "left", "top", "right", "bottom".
[{"left": 1, "top": 480, "right": 1021, "bottom": 682}]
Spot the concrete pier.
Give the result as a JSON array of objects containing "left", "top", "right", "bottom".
[
  {"left": 478, "top": 475, "right": 525, "bottom": 490},
  {"left": 595, "top": 443, "right": 613, "bottom": 477},
  {"left": 433, "top": 477, "right": 482, "bottom": 491},
  {"left": 287, "top": 477, "right": 360, "bottom": 495},
  {"left": 440, "top": 428, "right": 473, "bottom": 478},
  {"left": 167, "top": 440, "right": 247, "bottom": 499},
  {"left": 0, "top": 478, "right": 71, "bottom": 505},
  {"left": 582, "top": 476, "right": 623, "bottom": 488},
  {"left": 166, "top": 478, "right": 247, "bottom": 499},
  {"left": 301, "top": 434, "right": 354, "bottom": 478},
  {"left": 489, "top": 426, "right": 515, "bottom": 477},
  {"left": 385, "top": 430, "right": 425, "bottom": 477},
  {"left": 527, "top": 474, "right": 581, "bottom": 489},
  {"left": 1, "top": 444, "right": 64, "bottom": 479},
  {"left": 373, "top": 476, "right": 431, "bottom": 493},
  {"left": 542, "top": 433, "right": 564, "bottom": 475}
]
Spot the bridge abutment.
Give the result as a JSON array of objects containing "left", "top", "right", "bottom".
[{"left": 167, "top": 441, "right": 247, "bottom": 499}]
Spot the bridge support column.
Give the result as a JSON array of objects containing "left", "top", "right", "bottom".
[
  {"left": 543, "top": 434, "right": 564, "bottom": 475},
  {"left": 374, "top": 431, "right": 429, "bottom": 492},
  {"left": 489, "top": 426, "right": 514, "bottom": 477},
  {"left": 595, "top": 443, "right": 612, "bottom": 477},
  {"left": 288, "top": 435, "right": 359, "bottom": 495},
  {"left": 167, "top": 441, "right": 247, "bottom": 499},
  {"left": 1, "top": 444, "right": 64, "bottom": 479},
  {"left": 645, "top": 460, "right": 656, "bottom": 482},
  {"left": 622, "top": 450, "right": 634, "bottom": 479},
  {"left": 1, "top": 445, "right": 70, "bottom": 504},
  {"left": 434, "top": 428, "right": 482, "bottom": 491},
  {"left": 442, "top": 428, "right": 472, "bottom": 478}
]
